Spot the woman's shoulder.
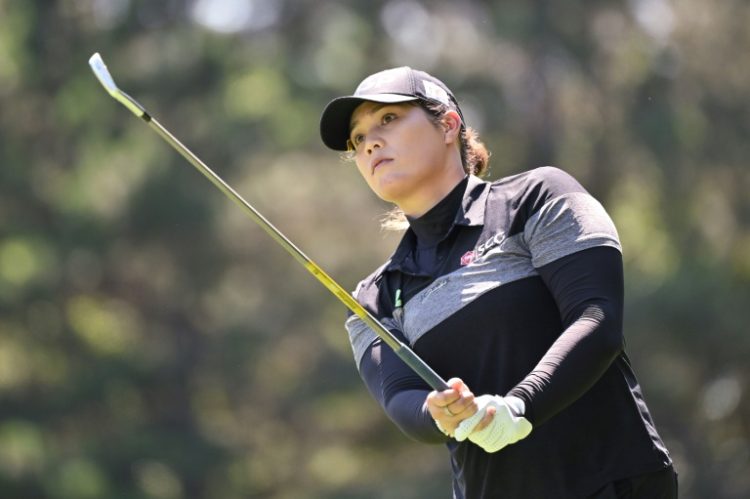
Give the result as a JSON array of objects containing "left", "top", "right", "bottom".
[
  {"left": 481, "top": 166, "right": 595, "bottom": 225},
  {"left": 352, "top": 259, "right": 391, "bottom": 298},
  {"left": 492, "top": 166, "right": 584, "bottom": 192},
  {"left": 488, "top": 166, "right": 587, "bottom": 205},
  {"left": 348, "top": 258, "right": 394, "bottom": 318}
]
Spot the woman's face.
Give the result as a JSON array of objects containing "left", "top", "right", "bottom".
[{"left": 348, "top": 102, "right": 462, "bottom": 215}]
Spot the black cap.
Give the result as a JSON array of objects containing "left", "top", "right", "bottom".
[{"left": 319, "top": 66, "right": 465, "bottom": 151}]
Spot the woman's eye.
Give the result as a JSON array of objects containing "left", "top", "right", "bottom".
[
  {"left": 382, "top": 113, "right": 396, "bottom": 124},
  {"left": 351, "top": 134, "right": 364, "bottom": 147}
]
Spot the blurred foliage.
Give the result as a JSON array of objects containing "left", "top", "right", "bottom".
[{"left": 0, "top": 0, "right": 748, "bottom": 497}]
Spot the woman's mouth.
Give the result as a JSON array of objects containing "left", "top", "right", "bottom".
[{"left": 372, "top": 158, "right": 392, "bottom": 173}]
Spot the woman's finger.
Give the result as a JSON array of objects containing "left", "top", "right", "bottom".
[{"left": 474, "top": 404, "right": 496, "bottom": 432}]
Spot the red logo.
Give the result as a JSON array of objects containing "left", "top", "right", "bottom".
[{"left": 460, "top": 251, "right": 475, "bottom": 266}]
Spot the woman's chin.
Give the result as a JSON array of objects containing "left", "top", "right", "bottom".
[
  {"left": 373, "top": 172, "right": 412, "bottom": 198},
  {"left": 374, "top": 185, "right": 410, "bottom": 206}
]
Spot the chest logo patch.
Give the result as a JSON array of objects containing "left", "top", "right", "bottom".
[
  {"left": 460, "top": 250, "right": 476, "bottom": 266},
  {"left": 474, "top": 231, "right": 506, "bottom": 259}
]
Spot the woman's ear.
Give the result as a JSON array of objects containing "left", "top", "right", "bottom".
[{"left": 441, "top": 110, "right": 462, "bottom": 144}]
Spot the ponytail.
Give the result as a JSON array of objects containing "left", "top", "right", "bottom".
[{"left": 460, "top": 125, "right": 490, "bottom": 177}]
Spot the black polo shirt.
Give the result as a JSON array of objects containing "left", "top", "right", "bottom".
[{"left": 345, "top": 167, "right": 672, "bottom": 498}]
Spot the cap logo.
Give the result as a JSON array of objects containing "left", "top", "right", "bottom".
[
  {"left": 422, "top": 80, "right": 450, "bottom": 106},
  {"left": 356, "top": 69, "right": 402, "bottom": 94}
]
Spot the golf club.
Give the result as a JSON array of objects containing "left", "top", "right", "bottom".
[{"left": 88, "top": 52, "right": 450, "bottom": 391}]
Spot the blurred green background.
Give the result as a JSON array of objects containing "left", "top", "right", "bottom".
[{"left": 1, "top": 1, "right": 748, "bottom": 498}]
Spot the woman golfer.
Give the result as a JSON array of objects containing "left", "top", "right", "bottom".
[{"left": 319, "top": 67, "right": 677, "bottom": 498}]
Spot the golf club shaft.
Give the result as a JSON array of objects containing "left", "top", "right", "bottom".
[{"left": 92, "top": 54, "right": 449, "bottom": 391}]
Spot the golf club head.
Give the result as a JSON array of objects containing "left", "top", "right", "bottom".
[
  {"left": 89, "top": 52, "right": 147, "bottom": 118},
  {"left": 89, "top": 53, "right": 118, "bottom": 95}
]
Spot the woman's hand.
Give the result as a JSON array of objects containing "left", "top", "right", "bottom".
[{"left": 425, "top": 377, "right": 496, "bottom": 437}]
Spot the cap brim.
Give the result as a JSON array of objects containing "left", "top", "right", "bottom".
[{"left": 319, "top": 94, "right": 418, "bottom": 151}]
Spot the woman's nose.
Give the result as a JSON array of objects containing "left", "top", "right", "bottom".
[{"left": 365, "top": 136, "right": 383, "bottom": 155}]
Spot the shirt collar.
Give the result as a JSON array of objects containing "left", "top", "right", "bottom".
[{"left": 385, "top": 174, "right": 490, "bottom": 272}]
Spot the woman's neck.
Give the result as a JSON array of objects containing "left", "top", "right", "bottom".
[
  {"left": 407, "top": 175, "right": 468, "bottom": 247},
  {"left": 399, "top": 165, "right": 466, "bottom": 218}
]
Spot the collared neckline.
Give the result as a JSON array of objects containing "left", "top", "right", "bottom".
[{"left": 385, "top": 174, "right": 490, "bottom": 273}]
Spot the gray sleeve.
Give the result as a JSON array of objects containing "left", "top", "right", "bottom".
[
  {"left": 345, "top": 313, "right": 404, "bottom": 370},
  {"left": 523, "top": 192, "right": 621, "bottom": 268}
]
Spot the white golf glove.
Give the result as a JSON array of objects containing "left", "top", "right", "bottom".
[{"left": 454, "top": 395, "right": 532, "bottom": 453}]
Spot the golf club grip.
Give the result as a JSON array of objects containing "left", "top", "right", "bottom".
[{"left": 144, "top": 117, "right": 450, "bottom": 392}]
